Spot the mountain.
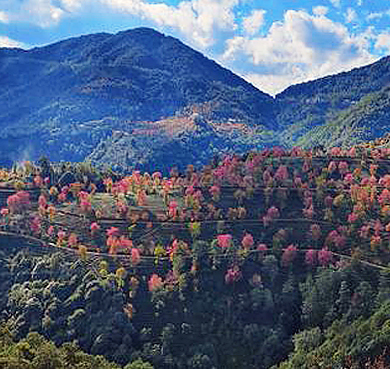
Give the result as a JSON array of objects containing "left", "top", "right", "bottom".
[
  {"left": 276, "top": 56, "right": 390, "bottom": 148},
  {"left": 1, "top": 27, "right": 390, "bottom": 169},
  {"left": 0, "top": 27, "right": 275, "bottom": 167}
]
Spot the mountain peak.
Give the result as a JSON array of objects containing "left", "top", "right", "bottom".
[
  {"left": 116, "top": 27, "right": 165, "bottom": 37},
  {"left": 0, "top": 27, "right": 275, "bottom": 165}
]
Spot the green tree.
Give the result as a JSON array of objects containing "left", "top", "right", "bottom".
[
  {"left": 124, "top": 359, "right": 154, "bottom": 369},
  {"left": 336, "top": 280, "right": 351, "bottom": 316},
  {"left": 376, "top": 269, "right": 390, "bottom": 306}
]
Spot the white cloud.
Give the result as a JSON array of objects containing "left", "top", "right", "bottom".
[
  {"left": 312, "top": 6, "right": 328, "bottom": 16},
  {"left": 0, "top": 11, "right": 9, "bottom": 23},
  {"left": 243, "top": 72, "right": 303, "bottom": 99},
  {"left": 22, "top": 0, "right": 65, "bottom": 27},
  {"left": 357, "top": 0, "right": 363, "bottom": 6},
  {"left": 223, "top": 36, "right": 245, "bottom": 60},
  {"left": 328, "top": 0, "right": 341, "bottom": 8},
  {"left": 0, "top": 36, "right": 25, "bottom": 48},
  {"left": 375, "top": 32, "right": 390, "bottom": 54},
  {"left": 103, "top": 0, "right": 239, "bottom": 48},
  {"left": 367, "top": 12, "right": 382, "bottom": 20},
  {"left": 1, "top": 0, "right": 86, "bottom": 28},
  {"left": 61, "top": 0, "right": 84, "bottom": 12},
  {"left": 367, "top": 9, "right": 390, "bottom": 21},
  {"left": 222, "top": 9, "right": 376, "bottom": 95},
  {"left": 345, "top": 8, "right": 357, "bottom": 23},
  {"left": 243, "top": 9, "right": 266, "bottom": 36}
]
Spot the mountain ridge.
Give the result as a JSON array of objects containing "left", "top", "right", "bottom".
[
  {"left": 1, "top": 27, "right": 390, "bottom": 168},
  {"left": 3, "top": 28, "right": 388, "bottom": 99},
  {"left": 276, "top": 55, "right": 389, "bottom": 99}
]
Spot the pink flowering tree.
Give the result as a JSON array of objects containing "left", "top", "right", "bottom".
[
  {"left": 257, "top": 243, "right": 268, "bottom": 261},
  {"left": 318, "top": 248, "right": 332, "bottom": 267},
  {"left": 131, "top": 248, "right": 141, "bottom": 266},
  {"left": 7, "top": 191, "right": 31, "bottom": 214},
  {"left": 148, "top": 274, "right": 164, "bottom": 292},
  {"left": 281, "top": 244, "right": 298, "bottom": 267},
  {"left": 305, "top": 249, "right": 317, "bottom": 267},
  {"left": 225, "top": 266, "right": 242, "bottom": 284},
  {"left": 90, "top": 222, "right": 100, "bottom": 236},
  {"left": 209, "top": 185, "right": 221, "bottom": 202},
  {"left": 217, "top": 234, "right": 232, "bottom": 249}
]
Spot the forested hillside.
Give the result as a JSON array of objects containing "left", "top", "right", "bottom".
[
  {"left": 277, "top": 56, "right": 390, "bottom": 147},
  {"left": 1, "top": 146, "right": 390, "bottom": 367},
  {"left": 0, "top": 28, "right": 274, "bottom": 166}
]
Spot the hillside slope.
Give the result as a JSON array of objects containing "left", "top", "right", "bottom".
[
  {"left": 276, "top": 56, "right": 390, "bottom": 147},
  {"left": 294, "top": 85, "right": 390, "bottom": 148},
  {"left": 0, "top": 28, "right": 275, "bottom": 166}
]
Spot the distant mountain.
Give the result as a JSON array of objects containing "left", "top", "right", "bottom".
[
  {"left": 276, "top": 56, "right": 390, "bottom": 148},
  {"left": 1, "top": 27, "right": 390, "bottom": 169},
  {"left": 0, "top": 27, "right": 275, "bottom": 167}
]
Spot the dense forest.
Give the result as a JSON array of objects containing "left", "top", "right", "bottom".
[{"left": 1, "top": 142, "right": 390, "bottom": 368}]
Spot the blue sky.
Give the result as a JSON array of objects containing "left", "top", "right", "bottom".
[{"left": 0, "top": 0, "right": 389, "bottom": 95}]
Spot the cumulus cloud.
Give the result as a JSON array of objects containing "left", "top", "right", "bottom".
[
  {"left": 375, "top": 32, "right": 390, "bottom": 54},
  {"left": 242, "top": 9, "right": 266, "bottom": 36},
  {"left": 367, "top": 9, "right": 390, "bottom": 21},
  {"left": 222, "top": 9, "right": 375, "bottom": 95},
  {"left": 243, "top": 72, "right": 303, "bottom": 98},
  {"left": 103, "top": 0, "right": 239, "bottom": 48},
  {"left": 328, "top": 0, "right": 341, "bottom": 8},
  {"left": 0, "top": 11, "right": 9, "bottom": 23},
  {"left": 312, "top": 6, "right": 328, "bottom": 16},
  {"left": 1, "top": 0, "right": 86, "bottom": 27},
  {"left": 345, "top": 8, "right": 357, "bottom": 23},
  {"left": 367, "top": 12, "right": 381, "bottom": 20},
  {"left": 61, "top": 0, "right": 84, "bottom": 11},
  {"left": 0, "top": 36, "right": 25, "bottom": 48},
  {"left": 23, "top": 0, "right": 65, "bottom": 27}
]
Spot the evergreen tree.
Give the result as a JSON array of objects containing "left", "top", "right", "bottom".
[
  {"left": 336, "top": 280, "right": 351, "bottom": 316},
  {"left": 376, "top": 269, "right": 390, "bottom": 306}
]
